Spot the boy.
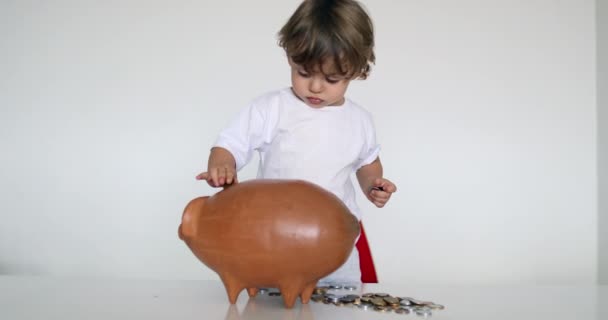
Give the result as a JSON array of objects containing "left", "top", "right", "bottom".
[{"left": 196, "top": 0, "right": 396, "bottom": 284}]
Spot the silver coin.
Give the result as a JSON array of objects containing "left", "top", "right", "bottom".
[
  {"left": 429, "top": 303, "right": 445, "bottom": 310},
  {"left": 358, "top": 303, "right": 372, "bottom": 311},
  {"left": 329, "top": 284, "right": 343, "bottom": 290},
  {"left": 400, "top": 299, "right": 412, "bottom": 306},
  {"left": 416, "top": 309, "right": 432, "bottom": 317},
  {"left": 415, "top": 306, "right": 432, "bottom": 313},
  {"left": 339, "top": 296, "right": 356, "bottom": 304},
  {"left": 410, "top": 299, "right": 432, "bottom": 306},
  {"left": 257, "top": 288, "right": 269, "bottom": 295}
]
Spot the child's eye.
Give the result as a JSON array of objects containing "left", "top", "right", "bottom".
[
  {"left": 326, "top": 78, "right": 340, "bottom": 84},
  {"left": 297, "top": 70, "right": 310, "bottom": 78}
]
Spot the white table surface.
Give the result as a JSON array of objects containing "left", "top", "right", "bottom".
[{"left": 1, "top": 276, "right": 606, "bottom": 320}]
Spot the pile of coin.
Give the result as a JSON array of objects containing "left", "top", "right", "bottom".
[{"left": 260, "top": 285, "right": 445, "bottom": 317}]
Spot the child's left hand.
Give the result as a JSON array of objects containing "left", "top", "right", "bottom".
[{"left": 367, "top": 178, "right": 397, "bottom": 208}]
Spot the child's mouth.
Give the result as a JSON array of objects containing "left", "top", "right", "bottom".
[{"left": 306, "top": 97, "right": 324, "bottom": 105}]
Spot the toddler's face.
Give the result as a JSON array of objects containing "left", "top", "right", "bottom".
[{"left": 289, "top": 58, "right": 351, "bottom": 109}]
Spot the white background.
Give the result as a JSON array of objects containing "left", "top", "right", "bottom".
[
  {"left": 599, "top": 0, "right": 607, "bottom": 284},
  {"left": 0, "top": 0, "right": 599, "bottom": 285}
]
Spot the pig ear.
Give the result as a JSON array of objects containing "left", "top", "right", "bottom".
[{"left": 178, "top": 196, "right": 209, "bottom": 239}]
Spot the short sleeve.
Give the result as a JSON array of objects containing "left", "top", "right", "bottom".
[
  {"left": 213, "top": 101, "right": 269, "bottom": 171},
  {"left": 354, "top": 112, "right": 381, "bottom": 170}
]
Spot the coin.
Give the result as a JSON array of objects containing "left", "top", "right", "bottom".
[
  {"left": 358, "top": 303, "right": 372, "bottom": 311},
  {"left": 311, "top": 294, "right": 324, "bottom": 302},
  {"left": 257, "top": 288, "right": 269, "bottom": 295},
  {"left": 415, "top": 307, "right": 432, "bottom": 317},
  {"left": 399, "top": 299, "right": 412, "bottom": 306},
  {"left": 268, "top": 292, "right": 281, "bottom": 296},
  {"left": 343, "top": 285, "right": 358, "bottom": 291},
  {"left": 395, "top": 307, "right": 411, "bottom": 314},
  {"left": 429, "top": 303, "right": 445, "bottom": 310},
  {"left": 329, "top": 284, "right": 343, "bottom": 290},
  {"left": 410, "top": 298, "right": 431, "bottom": 306},
  {"left": 374, "top": 305, "right": 390, "bottom": 313},
  {"left": 314, "top": 287, "right": 329, "bottom": 295},
  {"left": 308, "top": 288, "right": 445, "bottom": 315},
  {"left": 339, "top": 296, "right": 356, "bottom": 304},
  {"left": 384, "top": 297, "right": 400, "bottom": 305},
  {"left": 371, "top": 297, "right": 387, "bottom": 306}
]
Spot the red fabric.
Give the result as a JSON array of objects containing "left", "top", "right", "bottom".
[{"left": 356, "top": 222, "right": 378, "bottom": 283}]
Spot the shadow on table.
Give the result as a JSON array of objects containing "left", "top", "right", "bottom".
[{"left": 224, "top": 296, "right": 314, "bottom": 320}]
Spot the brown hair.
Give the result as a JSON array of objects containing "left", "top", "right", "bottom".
[{"left": 278, "top": 0, "right": 375, "bottom": 79}]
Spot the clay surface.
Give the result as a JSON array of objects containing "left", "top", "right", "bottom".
[{"left": 179, "top": 179, "right": 360, "bottom": 308}]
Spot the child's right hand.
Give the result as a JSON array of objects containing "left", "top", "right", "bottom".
[
  {"left": 196, "top": 147, "right": 238, "bottom": 188},
  {"left": 195, "top": 166, "right": 237, "bottom": 188}
]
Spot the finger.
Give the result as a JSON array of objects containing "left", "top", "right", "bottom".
[
  {"left": 383, "top": 181, "right": 397, "bottom": 193},
  {"left": 372, "top": 200, "right": 385, "bottom": 208},
  {"left": 225, "top": 169, "right": 236, "bottom": 185},
  {"left": 373, "top": 178, "right": 384, "bottom": 188},
  {"left": 210, "top": 168, "right": 221, "bottom": 187},
  {"left": 195, "top": 172, "right": 209, "bottom": 180},
  {"left": 371, "top": 189, "right": 390, "bottom": 201},
  {"left": 217, "top": 167, "right": 227, "bottom": 186},
  {"left": 213, "top": 168, "right": 232, "bottom": 188},
  {"left": 371, "top": 186, "right": 385, "bottom": 192},
  {"left": 376, "top": 179, "right": 397, "bottom": 193},
  {"left": 371, "top": 191, "right": 392, "bottom": 206}
]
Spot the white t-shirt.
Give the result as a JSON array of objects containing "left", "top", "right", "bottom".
[{"left": 214, "top": 87, "right": 380, "bottom": 283}]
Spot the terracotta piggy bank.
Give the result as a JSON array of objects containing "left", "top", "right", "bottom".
[{"left": 179, "top": 179, "right": 360, "bottom": 308}]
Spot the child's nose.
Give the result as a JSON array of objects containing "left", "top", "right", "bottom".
[{"left": 309, "top": 78, "right": 323, "bottom": 93}]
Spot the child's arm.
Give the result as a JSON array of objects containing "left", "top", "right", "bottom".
[
  {"left": 195, "top": 147, "right": 237, "bottom": 188},
  {"left": 356, "top": 157, "right": 397, "bottom": 208}
]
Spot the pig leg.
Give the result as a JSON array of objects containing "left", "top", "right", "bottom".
[
  {"left": 299, "top": 282, "right": 317, "bottom": 304},
  {"left": 219, "top": 273, "right": 244, "bottom": 304},
  {"left": 246, "top": 287, "right": 258, "bottom": 297},
  {"left": 279, "top": 281, "right": 306, "bottom": 309}
]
